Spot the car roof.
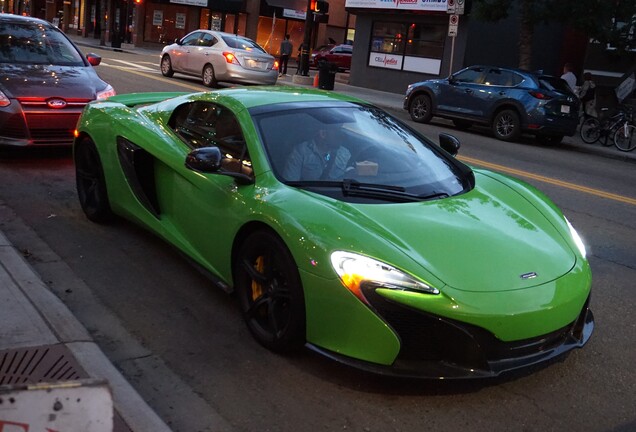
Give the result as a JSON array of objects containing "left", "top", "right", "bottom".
[
  {"left": 0, "top": 14, "right": 51, "bottom": 26},
  {"left": 468, "top": 65, "right": 557, "bottom": 79}
]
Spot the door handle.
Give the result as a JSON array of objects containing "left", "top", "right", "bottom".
[{"left": 465, "top": 89, "right": 473, "bottom": 94}]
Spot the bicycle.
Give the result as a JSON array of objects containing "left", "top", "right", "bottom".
[
  {"left": 613, "top": 107, "right": 635, "bottom": 152},
  {"left": 579, "top": 106, "right": 631, "bottom": 146}
]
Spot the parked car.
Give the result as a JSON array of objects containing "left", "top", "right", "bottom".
[
  {"left": 73, "top": 87, "right": 593, "bottom": 378},
  {"left": 160, "top": 30, "right": 279, "bottom": 87},
  {"left": 0, "top": 14, "right": 115, "bottom": 147},
  {"left": 310, "top": 43, "right": 352, "bottom": 71},
  {"left": 404, "top": 65, "right": 580, "bottom": 144},
  {"left": 309, "top": 44, "right": 334, "bottom": 68}
]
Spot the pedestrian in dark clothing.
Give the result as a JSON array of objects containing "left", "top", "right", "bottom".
[{"left": 279, "top": 34, "right": 293, "bottom": 77}]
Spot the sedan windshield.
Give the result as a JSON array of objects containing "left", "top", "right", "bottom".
[
  {"left": 254, "top": 104, "right": 470, "bottom": 202},
  {"left": 0, "top": 21, "right": 84, "bottom": 66}
]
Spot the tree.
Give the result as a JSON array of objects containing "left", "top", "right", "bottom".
[{"left": 473, "top": 0, "right": 636, "bottom": 69}]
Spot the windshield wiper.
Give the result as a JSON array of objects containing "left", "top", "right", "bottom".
[{"left": 284, "top": 179, "right": 449, "bottom": 202}]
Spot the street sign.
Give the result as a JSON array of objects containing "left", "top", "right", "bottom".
[
  {"left": 447, "top": 0, "right": 456, "bottom": 14},
  {"left": 448, "top": 14, "right": 459, "bottom": 37},
  {"left": 456, "top": 0, "right": 465, "bottom": 15}
]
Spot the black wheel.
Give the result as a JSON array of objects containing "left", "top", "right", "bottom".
[
  {"left": 453, "top": 119, "right": 473, "bottom": 130},
  {"left": 202, "top": 64, "right": 216, "bottom": 87},
  {"left": 160, "top": 55, "right": 174, "bottom": 77},
  {"left": 74, "top": 138, "right": 113, "bottom": 223},
  {"left": 492, "top": 109, "right": 520, "bottom": 141},
  {"left": 536, "top": 135, "right": 563, "bottom": 145},
  {"left": 579, "top": 117, "right": 600, "bottom": 144},
  {"left": 614, "top": 124, "right": 636, "bottom": 152},
  {"left": 409, "top": 94, "right": 433, "bottom": 123},
  {"left": 233, "top": 230, "right": 305, "bottom": 352}
]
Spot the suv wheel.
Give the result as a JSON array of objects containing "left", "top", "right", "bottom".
[
  {"left": 492, "top": 109, "right": 520, "bottom": 141},
  {"left": 409, "top": 94, "right": 433, "bottom": 123}
]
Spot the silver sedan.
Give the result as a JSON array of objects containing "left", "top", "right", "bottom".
[{"left": 160, "top": 30, "right": 279, "bottom": 87}]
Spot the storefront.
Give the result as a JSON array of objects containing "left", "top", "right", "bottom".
[{"left": 345, "top": 0, "right": 469, "bottom": 94}]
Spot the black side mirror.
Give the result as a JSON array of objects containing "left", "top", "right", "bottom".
[
  {"left": 185, "top": 147, "right": 254, "bottom": 185},
  {"left": 439, "top": 133, "right": 460, "bottom": 156},
  {"left": 448, "top": 75, "right": 457, "bottom": 84},
  {"left": 86, "top": 53, "right": 102, "bottom": 66}
]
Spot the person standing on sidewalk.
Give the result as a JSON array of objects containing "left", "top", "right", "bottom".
[
  {"left": 561, "top": 62, "right": 578, "bottom": 93},
  {"left": 279, "top": 35, "right": 293, "bottom": 77}
]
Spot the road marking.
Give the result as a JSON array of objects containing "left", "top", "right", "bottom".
[
  {"left": 100, "top": 63, "right": 204, "bottom": 92},
  {"left": 460, "top": 155, "right": 636, "bottom": 206},
  {"left": 106, "top": 58, "right": 157, "bottom": 71}
]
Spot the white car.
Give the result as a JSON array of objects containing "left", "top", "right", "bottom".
[{"left": 160, "top": 30, "right": 279, "bottom": 87}]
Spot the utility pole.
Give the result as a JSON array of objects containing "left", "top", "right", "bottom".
[{"left": 298, "top": 0, "right": 313, "bottom": 76}]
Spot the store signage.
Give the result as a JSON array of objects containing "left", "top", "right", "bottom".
[
  {"left": 345, "top": 0, "right": 448, "bottom": 11},
  {"left": 153, "top": 10, "right": 163, "bottom": 26},
  {"left": 171, "top": 0, "right": 207, "bottom": 7},
  {"left": 283, "top": 9, "right": 307, "bottom": 19},
  {"left": 447, "top": 0, "right": 464, "bottom": 14},
  {"left": 175, "top": 13, "right": 186, "bottom": 29},
  {"left": 368, "top": 52, "right": 403, "bottom": 70}
]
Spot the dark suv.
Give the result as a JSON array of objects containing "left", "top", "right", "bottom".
[{"left": 403, "top": 65, "right": 579, "bottom": 144}]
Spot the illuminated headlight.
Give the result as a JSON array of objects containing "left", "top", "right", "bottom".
[
  {"left": 565, "top": 217, "right": 587, "bottom": 258},
  {"left": 96, "top": 84, "right": 116, "bottom": 100},
  {"left": 330, "top": 251, "right": 439, "bottom": 303},
  {"left": 0, "top": 90, "right": 10, "bottom": 107}
]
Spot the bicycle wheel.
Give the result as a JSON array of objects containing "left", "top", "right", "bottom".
[
  {"left": 614, "top": 124, "right": 636, "bottom": 152},
  {"left": 580, "top": 118, "right": 600, "bottom": 144}
]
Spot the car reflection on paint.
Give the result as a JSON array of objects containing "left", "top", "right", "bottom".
[{"left": 0, "top": 14, "right": 115, "bottom": 147}]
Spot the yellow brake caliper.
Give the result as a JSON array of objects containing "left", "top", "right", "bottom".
[{"left": 251, "top": 256, "right": 265, "bottom": 301}]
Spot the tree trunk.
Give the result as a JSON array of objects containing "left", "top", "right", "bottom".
[{"left": 518, "top": 0, "right": 533, "bottom": 69}]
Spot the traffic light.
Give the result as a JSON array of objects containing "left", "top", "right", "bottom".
[{"left": 310, "top": 0, "right": 329, "bottom": 14}]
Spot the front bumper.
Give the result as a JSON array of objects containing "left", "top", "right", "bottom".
[{"left": 309, "top": 292, "right": 594, "bottom": 379}]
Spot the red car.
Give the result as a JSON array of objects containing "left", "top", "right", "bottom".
[{"left": 310, "top": 44, "right": 352, "bottom": 71}]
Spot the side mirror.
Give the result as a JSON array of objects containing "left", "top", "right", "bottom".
[
  {"left": 86, "top": 53, "right": 102, "bottom": 66},
  {"left": 439, "top": 133, "right": 460, "bottom": 156},
  {"left": 448, "top": 75, "right": 457, "bottom": 85},
  {"left": 185, "top": 147, "right": 254, "bottom": 185}
]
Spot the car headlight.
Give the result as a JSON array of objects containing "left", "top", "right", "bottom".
[
  {"left": 96, "top": 84, "right": 116, "bottom": 100},
  {"left": 0, "top": 90, "right": 10, "bottom": 107},
  {"left": 565, "top": 217, "right": 587, "bottom": 258},
  {"left": 330, "top": 251, "right": 439, "bottom": 303}
]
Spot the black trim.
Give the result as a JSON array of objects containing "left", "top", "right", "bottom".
[{"left": 116, "top": 136, "right": 161, "bottom": 218}]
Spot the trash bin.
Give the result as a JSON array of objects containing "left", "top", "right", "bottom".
[
  {"left": 111, "top": 33, "right": 121, "bottom": 48},
  {"left": 318, "top": 61, "right": 336, "bottom": 90}
]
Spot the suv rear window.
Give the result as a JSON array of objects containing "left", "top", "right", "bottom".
[{"left": 539, "top": 76, "right": 573, "bottom": 94}]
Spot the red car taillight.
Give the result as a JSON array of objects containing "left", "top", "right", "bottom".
[{"left": 528, "top": 91, "right": 553, "bottom": 100}]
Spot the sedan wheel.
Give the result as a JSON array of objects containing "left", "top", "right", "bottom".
[
  {"left": 234, "top": 230, "right": 305, "bottom": 352},
  {"left": 409, "top": 94, "right": 433, "bottom": 123},
  {"left": 202, "top": 64, "right": 217, "bottom": 87},
  {"left": 492, "top": 109, "right": 520, "bottom": 141},
  {"left": 74, "top": 138, "right": 113, "bottom": 223},
  {"left": 160, "top": 55, "right": 174, "bottom": 77}
]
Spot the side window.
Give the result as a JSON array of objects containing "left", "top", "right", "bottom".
[
  {"left": 181, "top": 32, "right": 201, "bottom": 46},
  {"left": 168, "top": 102, "right": 252, "bottom": 176},
  {"left": 200, "top": 33, "right": 215, "bottom": 47},
  {"left": 510, "top": 72, "right": 524, "bottom": 86},
  {"left": 454, "top": 68, "right": 484, "bottom": 84},
  {"left": 484, "top": 69, "right": 513, "bottom": 86}
]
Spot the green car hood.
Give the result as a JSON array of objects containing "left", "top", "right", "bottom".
[{"left": 320, "top": 173, "right": 576, "bottom": 293}]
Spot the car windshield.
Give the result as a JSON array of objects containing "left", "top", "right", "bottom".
[
  {"left": 221, "top": 35, "right": 267, "bottom": 54},
  {"left": 0, "top": 21, "right": 85, "bottom": 65},
  {"left": 254, "top": 104, "right": 470, "bottom": 202}
]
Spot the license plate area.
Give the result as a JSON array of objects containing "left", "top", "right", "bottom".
[{"left": 560, "top": 105, "right": 571, "bottom": 114}]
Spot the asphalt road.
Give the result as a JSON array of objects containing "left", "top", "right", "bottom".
[{"left": 0, "top": 48, "right": 635, "bottom": 432}]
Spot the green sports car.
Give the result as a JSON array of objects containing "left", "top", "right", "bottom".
[{"left": 73, "top": 87, "right": 593, "bottom": 378}]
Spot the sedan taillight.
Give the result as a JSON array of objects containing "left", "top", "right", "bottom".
[
  {"left": 529, "top": 91, "right": 553, "bottom": 100},
  {"left": 223, "top": 52, "right": 240, "bottom": 65}
]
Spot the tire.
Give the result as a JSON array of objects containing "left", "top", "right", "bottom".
[
  {"left": 536, "top": 135, "right": 564, "bottom": 145},
  {"left": 453, "top": 119, "right": 473, "bottom": 130},
  {"left": 160, "top": 55, "right": 174, "bottom": 77},
  {"left": 580, "top": 117, "right": 600, "bottom": 144},
  {"left": 202, "top": 64, "right": 216, "bottom": 87},
  {"left": 492, "top": 109, "right": 520, "bottom": 141},
  {"left": 614, "top": 124, "right": 636, "bottom": 152},
  {"left": 74, "top": 138, "right": 113, "bottom": 223},
  {"left": 233, "top": 230, "right": 305, "bottom": 352},
  {"left": 409, "top": 94, "right": 433, "bottom": 123}
]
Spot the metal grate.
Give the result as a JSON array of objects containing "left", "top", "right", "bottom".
[{"left": 0, "top": 344, "right": 87, "bottom": 385}]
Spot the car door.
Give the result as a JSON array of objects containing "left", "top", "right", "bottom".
[
  {"left": 183, "top": 32, "right": 218, "bottom": 75},
  {"left": 437, "top": 66, "right": 486, "bottom": 117},
  {"left": 171, "top": 31, "right": 203, "bottom": 73},
  {"left": 158, "top": 100, "right": 254, "bottom": 280},
  {"left": 474, "top": 68, "right": 518, "bottom": 117},
  {"left": 326, "top": 46, "right": 352, "bottom": 70}
]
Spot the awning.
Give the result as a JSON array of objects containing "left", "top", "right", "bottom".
[
  {"left": 265, "top": 0, "right": 308, "bottom": 11},
  {"left": 208, "top": 0, "right": 245, "bottom": 13}
]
